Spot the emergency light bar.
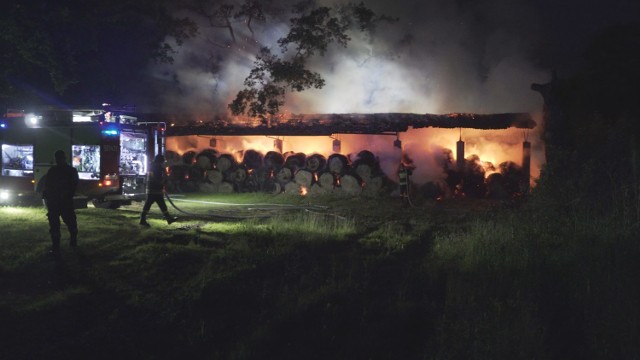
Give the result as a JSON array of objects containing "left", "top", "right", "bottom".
[{"left": 101, "top": 129, "right": 119, "bottom": 136}]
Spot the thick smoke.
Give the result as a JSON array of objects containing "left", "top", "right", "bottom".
[{"left": 148, "top": 0, "right": 550, "bottom": 116}]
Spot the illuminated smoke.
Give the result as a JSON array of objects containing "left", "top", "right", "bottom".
[{"left": 147, "top": 0, "right": 550, "bottom": 117}]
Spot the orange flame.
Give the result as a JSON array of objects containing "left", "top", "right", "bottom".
[
  {"left": 166, "top": 124, "right": 544, "bottom": 187},
  {"left": 300, "top": 186, "right": 308, "bottom": 196}
]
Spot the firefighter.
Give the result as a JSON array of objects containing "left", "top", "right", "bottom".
[
  {"left": 398, "top": 163, "right": 410, "bottom": 201},
  {"left": 139, "top": 154, "right": 177, "bottom": 227},
  {"left": 42, "top": 150, "right": 79, "bottom": 254}
]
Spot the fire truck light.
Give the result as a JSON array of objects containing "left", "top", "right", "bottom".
[
  {"left": 103, "top": 180, "right": 113, "bottom": 186},
  {"left": 101, "top": 129, "right": 119, "bottom": 136},
  {"left": 25, "top": 114, "right": 41, "bottom": 127},
  {"left": 0, "top": 122, "right": 6, "bottom": 128}
]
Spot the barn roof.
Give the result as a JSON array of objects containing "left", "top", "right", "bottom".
[{"left": 161, "top": 112, "right": 536, "bottom": 137}]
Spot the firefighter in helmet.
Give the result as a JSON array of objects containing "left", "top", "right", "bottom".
[
  {"left": 42, "top": 150, "right": 79, "bottom": 254},
  {"left": 139, "top": 154, "right": 177, "bottom": 227}
]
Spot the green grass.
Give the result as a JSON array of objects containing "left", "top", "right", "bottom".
[{"left": 1, "top": 193, "right": 639, "bottom": 359}]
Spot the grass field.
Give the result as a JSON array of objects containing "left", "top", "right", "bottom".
[{"left": 1, "top": 192, "right": 639, "bottom": 359}]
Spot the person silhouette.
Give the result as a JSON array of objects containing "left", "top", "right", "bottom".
[
  {"left": 42, "top": 150, "right": 79, "bottom": 254},
  {"left": 139, "top": 154, "right": 177, "bottom": 227}
]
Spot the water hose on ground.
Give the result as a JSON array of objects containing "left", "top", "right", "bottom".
[{"left": 164, "top": 192, "right": 331, "bottom": 220}]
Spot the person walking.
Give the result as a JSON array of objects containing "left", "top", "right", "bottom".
[
  {"left": 42, "top": 150, "right": 79, "bottom": 254},
  {"left": 140, "top": 154, "right": 177, "bottom": 227}
]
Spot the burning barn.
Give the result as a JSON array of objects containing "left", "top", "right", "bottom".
[{"left": 160, "top": 112, "right": 541, "bottom": 199}]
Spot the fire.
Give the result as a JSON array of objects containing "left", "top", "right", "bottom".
[
  {"left": 165, "top": 126, "right": 543, "bottom": 188},
  {"left": 300, "top": 186, "right": 308, "bottom": 196}
]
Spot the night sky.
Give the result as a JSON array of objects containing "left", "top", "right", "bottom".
[{"left": 2, "top": 0, "right": 639, "bottom": 116}]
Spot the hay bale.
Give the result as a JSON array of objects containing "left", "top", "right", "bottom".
[
  {"left": 218, "top": 181, "right": 234, "bottom": 193},
  {"left": 294, "top": 169, "right": 314, "bottom": 188}
]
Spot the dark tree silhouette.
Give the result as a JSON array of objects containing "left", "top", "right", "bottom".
[
  {"left": 228, "top": 2, "right": 396, "bottom": 119},
  {"left": 0, "top": 0, "right": 197, "bottom": 105}
]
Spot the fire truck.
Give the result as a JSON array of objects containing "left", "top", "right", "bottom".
[{"left": 0, "top": 105, "right": 165, "bottom": 208}]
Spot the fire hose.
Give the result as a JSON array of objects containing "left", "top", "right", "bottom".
[
  {"left": 406, "top": 181, "right": 415, "bottom": 208},
  {"left": 164, "top": 192, "right": 333, "bottom": 220}
]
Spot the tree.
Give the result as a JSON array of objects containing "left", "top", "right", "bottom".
[
  {"left": 228, "top": 2, "right": 395, "bottom": 119},
  {"left": 0, "top": 0, "right": 197, "bottom": 107}
]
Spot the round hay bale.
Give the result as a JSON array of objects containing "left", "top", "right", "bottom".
[
  {"left": 196, "top": 155, "right": 213, "bottom": 170},
  {"left": 199, "top": 182, "right": 218, "bottom": 193},
  {"left": 354, "top": 150, "right": 377, "bottom": 165},
  {"left": 362, "top": 176, "right": 384, "bottom": 196},
  {"left": 275, "top": 166, "right": 293, "bottom": 184},
  {"left": 165, "top": 151, "right": 182, "bottom": 166},
  {"left": 196, "top": 149, "right": 218, "bottom": 170},
  {"left": 355, "top": 163, "right": 372, "bottom": 182},
  {"left": 229, "top": 166, "right": 248, "bottom": 184},
  {"left": 339, "top": 174, "right": 362, "bottom": 195},
  {"left": 264, "top": 151, "right": 284, "bottom": 170},
  {"left": 182, "top": 151, "right": 197, "bottom": 165},
  {"left": 218, "top": 181, "right": 234, "bottom": 193},
  {"left": 216, "top": 154, "right": 236, "bottom": 172},
  {"left": 305, "top": 153, "right": 326, "bottom": 172},
  {"left": 263, "top": 179, "right": 282, "bottom": 194},
  {"left": 318, "top": 171, "right": 336, "bottom": 189},
  {"left": 187, "top": 166, "right": 204, "bottom": 182},
  {"left": 284, "top": 181, "right": 302, "bottom": 195},
  {"left": 294, "top": 169, "right": 314, "bottom": 188},
  {"left": 309, "top": 183, "right": 328, "bottom": 195},
  {"left": 284, "top": 152, "right": 307, "bottom": 172},
  {"left": 206, "top": 169, "right": 224, "bottom": 184},
  {"left": 242, "top": 149, "right": 264, "bottom": 170},
  {"left": 327, "top": 153, "right": 349, "bottom": 174}
]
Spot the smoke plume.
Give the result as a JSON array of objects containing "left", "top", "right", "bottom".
[{"left": 147, "top": 0, "right": 550, "bottom": 117}]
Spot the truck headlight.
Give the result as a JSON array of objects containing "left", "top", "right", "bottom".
[{"left": 0, "top": 190, "right": 10, "bottom": 201}]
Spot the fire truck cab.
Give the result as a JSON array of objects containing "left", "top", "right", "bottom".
[{"left": 0, "top": 106, "right": 165, "bottom": 208}]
